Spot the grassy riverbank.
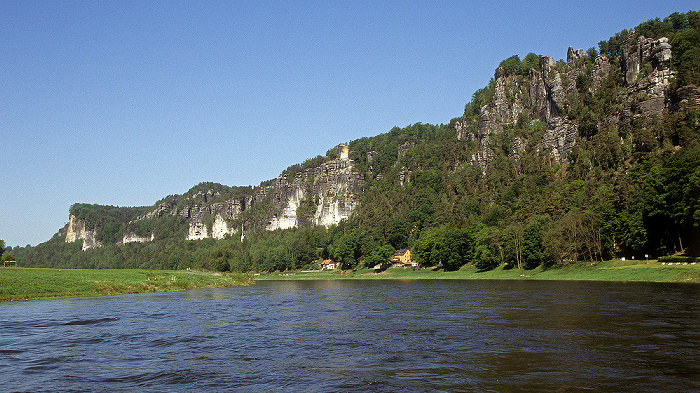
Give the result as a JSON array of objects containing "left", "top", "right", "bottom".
[
  {"left": 0, "top": 268, "right": 252, "bottom": 301},
  {"left": 2, "top": 260, "right": 696, "bottom": 301},
  {"left": 258, "top": 260, "right": 700, "bottom": 283}
]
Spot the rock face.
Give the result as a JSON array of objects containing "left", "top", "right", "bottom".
[
  {"left": 122, "top": 232, "right": 154, "bottom": 244},
  {"left": 623, "top": 36, "right": 672, "bottom": 86},
  {"left": 179, "top": 144, "right": 364, "bottom": 236},
  {"left": 621, "top": 35, "right": 675, "bottom": 120},
  {"left": 672, "top": 85, "right": 700, "bottom": 111},
  {"left": 185, "top": 202, "right": 243, "bottom": 240},
  {"left": 265, "top": 144, "right": 364, "bottom": 230},
  {"left": 140, "top": 144, "right": 364, "bottom": 241},
  {"left": 458, "top": 31, "right": 675, "bottom": 170},
  {"left": 62, "top": 144, "right": 364, "bottom": 247},
  {"left": 65, "top": 215, "right": 102, "bottom": 251}
]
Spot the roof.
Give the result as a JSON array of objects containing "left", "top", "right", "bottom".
[
  {"left": 393, "top": 248, "right": 409, "bottom": 256},
  {"left": 320, "top": 259, "right": 334, "bottom": 265}
]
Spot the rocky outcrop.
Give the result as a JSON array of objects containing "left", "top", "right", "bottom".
[
  {"left": 472, "top": 148, "right": 494, "bottom": 174},
  {"left": 397, "top": 141, "right": 415, "bottom": 157},
  {"left": 623, "top": 36, "right": 672, "bottom": 86},
  {"left": 65, "top": 215, "right": 102, "bottom": 251},
  {"left": 459, "top": 31, "right": 675, "bottom": 172},
  {"left": 541, "top": 117, "right": 578, "bottom": 162},
  {"left": 672, "top": 85, "right": 700, "bottom": 111},
  {"left": 476, "top": 69, "right": 528, "bottom": 144},
  {"left": 465, "top": 53, "right": 582, "bottom": 170},
  {"left": 454, "top": 120, "right": 472, "bottom": 142},
  {"left": 184, "top": 200, "right": 247, "bottom": 240},
  {"left": 64, "top": 215, "right": 85, "bottom": 243},
  {"left": 122, "top": 232, "right": 154, "bottom": 244},
  {"left": 397, "top": 167, "right": 411, "bottom": 186},
  {"left": 141, "top": 199, "right": 178, "bottom": 220},
  {"left": 265, "top": 180, "right": 305, "bottom": 230},
  {"left": 211, "top": 214, "right": 238, "bottom": 239},
  {"left": 267, "top": 144, "right": 364, "bottom": 230},
  {"left": 621, "top": 35, "right": 675, "bottom": 120},
  {"left": 176, "top": 144, "right": 365, "bottom": 238}
]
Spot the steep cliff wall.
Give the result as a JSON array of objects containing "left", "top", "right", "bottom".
[
  {"left": 106, "top": 144, "right": 366, "bottom": 242},
  {"left": 458, "top": 31, "right": 675, "bottom": 170},
  {"left": 186, "top": 213, "right": 238, "bottom": 240},
  {"left": 266, "top": 151, "right": 364, "bottom": 230},
  {"left": 65, "top": 215, "right": 102, "bottom": 251},
  {"left": 248, "top": 144, "right": 363, "bottom": 233}
]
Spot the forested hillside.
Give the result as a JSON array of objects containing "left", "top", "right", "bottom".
[{"left": 14, "top": 11, "right": 700, "bottom": 271}]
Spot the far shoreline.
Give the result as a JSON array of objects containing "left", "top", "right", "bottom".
[
  {"left": 1, "top": 260, "right": 697, "bottom": 302},
  {"left": 257, "top": 259, "right": 700, "bottom": 284}
]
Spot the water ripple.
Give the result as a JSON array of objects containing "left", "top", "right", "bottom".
[
  {"left": 63, "top": 317, "right": 119, "bottom": 326},
  {"left": 0, "top": 280, "right": 697, "bottom": 392}
]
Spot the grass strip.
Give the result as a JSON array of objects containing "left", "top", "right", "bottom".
[
  {"left": 257, "top": 260, "right": 700, "bottom": 283},
  {"left": 0, "top": 268, "right": 252, "bottom": 301}
]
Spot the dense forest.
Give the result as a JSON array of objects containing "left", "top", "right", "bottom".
[{"left": 13, "top": 11, "right": 700, "bottom": 271}]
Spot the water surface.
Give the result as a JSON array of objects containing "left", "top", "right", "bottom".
[{"left": 1, "top": 280, "right": 698, "bottom": 392}]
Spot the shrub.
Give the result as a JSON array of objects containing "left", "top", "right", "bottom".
[{"left": 658, "top": 255, "right": 696, "bottom": 262}]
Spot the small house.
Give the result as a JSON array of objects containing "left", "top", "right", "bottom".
[
  {"left": 320, "top": 259, "right": 337, "bottom": 270},
  {"left": 392, "top": 249, "right": 416, "bottom": 268}
]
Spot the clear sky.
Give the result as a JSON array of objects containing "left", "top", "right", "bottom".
[{"left": 1, "top": 1, "right": 697, "bottom": 247}]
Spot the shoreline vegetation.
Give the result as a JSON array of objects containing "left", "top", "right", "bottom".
[
  {"left": 1, "top": 260, "right": 698, "bottom": 302},
  {"left": 258, "top": 259, "right": 700, "bottom": 283},
  {"left": 0, "top": 268, "right": 252, "bottom": 302}
]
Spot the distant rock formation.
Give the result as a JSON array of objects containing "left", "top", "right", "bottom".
[
  {"left": 65, "top": 215, "right": 102, "bottom": 251},
  {"left": 263, "top": 143, "right": 364, "bottom": 230},
  {"left": 122, "top": 232, "right": 154, "bottom": 244},
  {"left": 457, "top": 31, "right": 676, "bottom": 170}
]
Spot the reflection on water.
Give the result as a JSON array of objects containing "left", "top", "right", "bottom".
[{"left": 0, "top": 280, "right": 698, "bottom": 392}]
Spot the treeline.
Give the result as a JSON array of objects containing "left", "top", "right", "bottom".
[{"left": 15, "top": 224, "right": 376, "bottom": 272}]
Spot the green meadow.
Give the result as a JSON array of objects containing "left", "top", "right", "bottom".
[
  {"left": 0, "top": 268, "right": 252, "bottom": 301},
  {"left": 2, "top": 260, "right": 697, "bottom": 301},
  {"left": 259, "top": 260, "right": 700, "bottom": 283}
]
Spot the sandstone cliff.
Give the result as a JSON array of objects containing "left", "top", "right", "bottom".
[
  {"left": 122, "top": 232, "right": 155, "bottom": 244},
  {"left": 64, "top": 215, "right": 102, "bottom": 251},
  {"left": 64, "top": 144, "right": 365, "bottom": 247},
  {"left": 457, "top": 30, "right": 676, "bottom": 170},
  {"left": 265, "top": 145, "right": 362, "bottom": 229},
  {"left": 164, "top": 144, "right": 364, "bottom": 240}
]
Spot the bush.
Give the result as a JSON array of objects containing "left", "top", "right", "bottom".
[{"left": 658, "top": 255, "right": 696, "bottom": 262}]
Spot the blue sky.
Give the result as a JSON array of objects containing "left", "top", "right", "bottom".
[{"left": 1, "top": 1, "right": 697, "bottom": 247}]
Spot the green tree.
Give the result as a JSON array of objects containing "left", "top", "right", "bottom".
[
  {"left": 503, "top": 222, "right": 524, "bottom": 269},
  {"left": 498, "top": 55, "right": 521, "bottom": 75},
  {"left": 522, "top": 215, "right": 550, "bottom": 268},
  {"left": 471, "top": 224, "right": 502, "bottom": 271},
  {"left": 210, "top": 246, "right": 232, "bottom": 272},
  {"left": 518, "top": 52, "right": 540, "bottom": 74},
  {"left": 414, "top": 227, "right": 472, "bottom": 270},
  {"left": 2, "top": 250, "right": 16, "bottom": 262},
  {"left": 365, "top": 244, "right": 395, "bottom": 268},
  {"left": 330, "top": 233, "right": 361, "bottom": 269}
]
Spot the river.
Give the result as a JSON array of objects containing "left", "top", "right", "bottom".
[{"left": 0, "top": 280, "right": 698, "bottom": 392}]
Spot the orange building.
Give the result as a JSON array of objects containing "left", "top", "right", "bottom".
[
  {"left": 320, "top": 259, "right": 337, "bottom": 270},
  {"left": 392, "top": 249, "right": 416, "bottom": 267}
]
